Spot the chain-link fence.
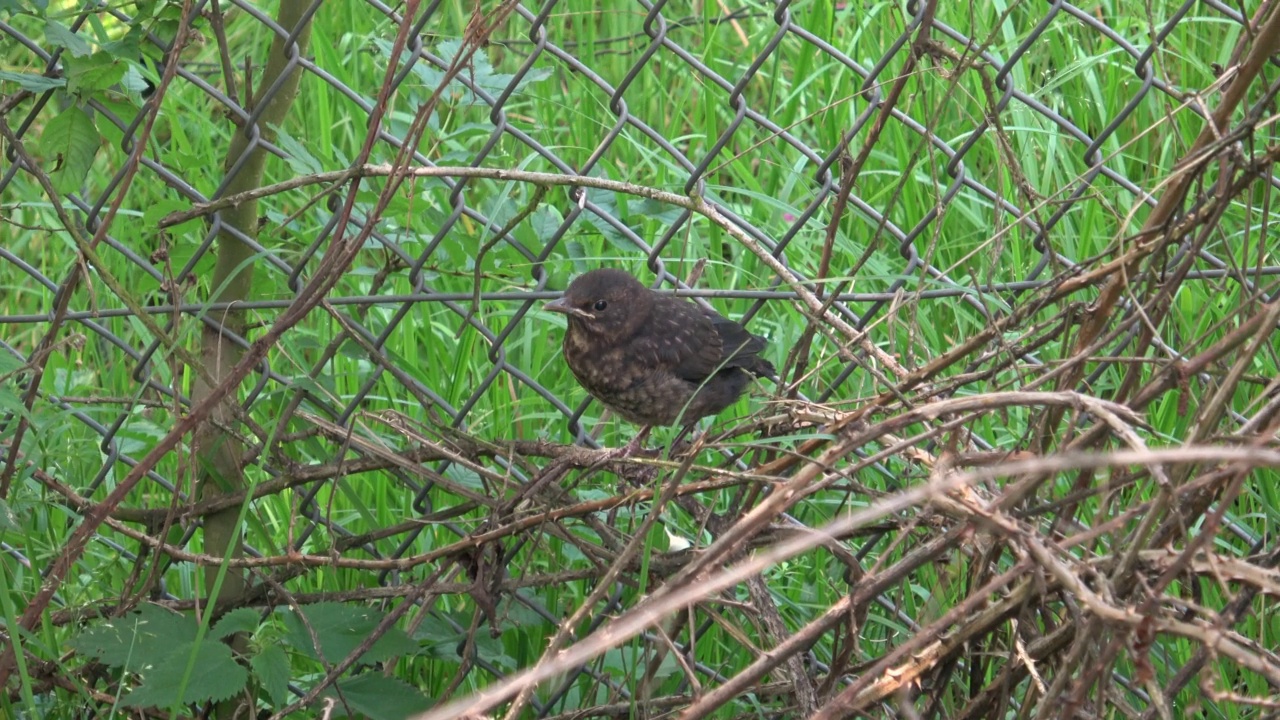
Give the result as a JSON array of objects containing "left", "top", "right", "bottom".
[{"left": 3, "top": 0, "right": 1279, "bottom": 717}]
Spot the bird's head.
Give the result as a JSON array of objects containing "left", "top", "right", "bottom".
[{"left": 544, "top": 268, "right": 652, "bottom": 342}]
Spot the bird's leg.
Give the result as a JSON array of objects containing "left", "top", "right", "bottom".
[
  {"left": 668, "top": 422, "right": 698, "bottom": 455},
  {"left": 606, "top": 425, "right": 653, "bottom": 460}
]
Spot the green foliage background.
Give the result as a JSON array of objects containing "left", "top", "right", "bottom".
[{"left": 0, "top": 0, "right": 1277, "bottom": 718}]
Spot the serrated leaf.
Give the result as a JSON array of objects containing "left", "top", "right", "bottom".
[
  {"left": 38, "top": 106, "right": 98, "bottom": 192},
  {"left": 118, "top": 64, "right": 151, "bottom": 95},
  {"left": 322, "top": 673, "right": 433, "bottom": 720},
  {"left": 280, "top": 603, "right": 419, "bottom": 667},
  {"left": 70, "top": 605, "right": 195, "bottom": 667},
  {"left": 45, "top": 20, "right": 91, "bottom": 57},
  {"left": 65, "top": 52, "right": 129, "bottom": 95},
  {"left": 581, "top": 182, "right": 637, "bottom": 253},
  {"left": 530, "top": 205, "right": 564, "bottom": 242},
  {"left": 70, "top": 608, "right": 250, "bottom": 708},
  {"left": 101, "top": 25, "right": 142, "bottom": 60},
  {"left": 121, "top": 639, "right": 247, "bottom": 708},
  {"left": 250, "top": 644, "right": 291, "bottom": 706},
  {"left": 211, "top": 608, "right": 261, "bottom": 639},
  {"left": 0, "top": 71, "right": 66, "bottom": 92}
]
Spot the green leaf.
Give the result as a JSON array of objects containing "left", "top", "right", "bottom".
[
  {"left": 121, "top": 639, "right": 247, "bottom": 708},
  {"left": 0, "top": 351, "right": 24, "bottom": 376},
  {"left": 581, "top": 176, "right": 636, "bottom": 253},
  {"left": 323, "top": 673, "right": 433, "bottom": 720},
  {"left": 72, "top": 606, "right": 250, "bottom": 709},
  {"left": 119, "top": 64, "right": 152, "bottom": 95},
  {"left": 280, "top": 603, "right": 419, "bottom": 667},
  {"left": 272, "top": 124, "right": 324, "bottom": 175},
  {"left": 70, "top": 605, "right": 194, "bottom": 667},
  {"left": 45, "top": 19, "right": 91, "bottom": 57},
  {"left": 443, "top": 464, "right": 485, "bottom": 492},
  {"left": 635, "top": 198, "right": 686, "bottom": 227},
  {"left": 150, "top": 2, "right": 186, "bottom": 41},
  {"left": 101, "top": 25, "right": 143, "bottom": 60},
  {"left": 414, "top": 615, "right": 465, "bottom": 660},
  {"left": 65, "top": 51, "right": 129, "bottom": 96},
  {"left": 38, "top": 105, "right": 99, "bottom": 193},
  {"left": 0, "top": 71, "right": 65, "bottom": 92},
  {"left": 472, "top": 633, "right": 513, "bottom": 668},
  {"left": 142, "top": 198, "right": 201, "bottom": 237},
  {"left": 212, "top": 608, "right": 261, "bottom": 639},
  {"left": 250, "top": 644, "right": 291, "bottom": 706},
  {"left": 565, "top": 239, "right": 590, "bottom": 275},
  {"left": 602, "top": 646, "right": 679, "bottom": 678},
  {"left": 531, "top": 205, "right": 564, "bottom": 242}
]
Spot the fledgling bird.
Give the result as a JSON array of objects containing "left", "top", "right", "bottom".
[{"left": 545, "top": 268, "right": 774, "bottom": 453}]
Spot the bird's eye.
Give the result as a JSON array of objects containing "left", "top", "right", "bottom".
[{"left": 592, "top": 300, "right": 608, "bottom": 311}]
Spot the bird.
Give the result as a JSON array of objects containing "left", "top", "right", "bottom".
[{"left": 544, "top": 268, "right": 774, "bottom": 454}]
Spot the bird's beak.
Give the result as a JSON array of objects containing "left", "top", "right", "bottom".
[{"left": 544, "top": 297, "right": 592, "bottom": 319}]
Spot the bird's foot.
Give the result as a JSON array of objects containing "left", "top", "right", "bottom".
[
  {"left": 601, "top": 427, "right": 657, "bottom": 461},
  {"left": 605, "top": 435, "right": 650, "bottom": 460},
  {"left": 667, "top": 423, "right": 703, "bottom": 456}
]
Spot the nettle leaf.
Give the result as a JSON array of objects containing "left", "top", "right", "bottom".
[
  {"left": 250, "top": 644, "right": 291, "bottom": 706},
  {"left": 322, "top": 673, "right": 433, "bottom": 720},
  {"left": 71, "top": 605, "right": 251, "bottom": 709},
  {"left": 280, "top": 603, "right": 419, "bottom": 667},
  {"left": 380, "top": 37, "right": 548, "bottom": 107},
  {"left": 70, "top": 605, "right": 194, "bottom": 667},
  {"left": 100, "top": 24, "right": 143, "bottom": 60},
  {"left": 431, "top": 39, "right": 550, "bottom": 99},
  {"left": 44, "top": 19, "right": 91, "bottom": 57},
  {"left": 65, "top": 51, "right": 129, "bottom": 96},
  {"left": 118, "top": 64, "right": 152, "bottom": 96},
  {"left": 212, "top": 608, "right": 262, "bottom": 639},
  {"left": 38, "top": 105, "right": 98, "bottom": 192},
  {"left": 121, "top": 639, "right": 247, "bottom": 709}
]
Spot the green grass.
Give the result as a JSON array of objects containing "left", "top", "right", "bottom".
[{"left": 2, "top": 0, "right": 1279, "bottom": 717}]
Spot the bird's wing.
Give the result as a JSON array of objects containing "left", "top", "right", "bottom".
[
  {"left": 630, "top": 299, "right": 723, "bottom": 383},
  {"left": 708, "top": 313, "right": 773, "bottom": 377},
  {"left": 710, "top": 314, "right": 763, "bottom": 364},
  {"left": 642, "top": 299, "right": 773, "bottom": 382}
]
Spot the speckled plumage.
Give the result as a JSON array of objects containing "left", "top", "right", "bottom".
[{"left": 545, "top": 268, "right": 774, "bottom": 427}]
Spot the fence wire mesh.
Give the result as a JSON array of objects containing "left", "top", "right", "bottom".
[{"left": 2, "top": 0, "right": 1280, "bottom": 717}]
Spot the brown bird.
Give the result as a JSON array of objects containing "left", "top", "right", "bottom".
[{"left": 545, "top": 268, "right": 774, "bottom": 453}]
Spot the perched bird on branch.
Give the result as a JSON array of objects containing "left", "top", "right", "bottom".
[{"left": 545, "top": 268, "right": 774, "bottom": 454}]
